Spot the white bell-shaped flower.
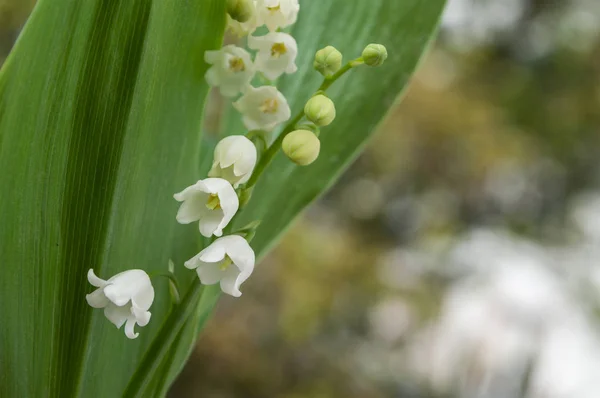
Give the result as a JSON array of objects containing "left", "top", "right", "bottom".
[
  {"left": 208, "top": 135, "right": 257, "bottom": 188},
  {"left": 86, "top": 269, "right": 154, "bottom": 339},
  {"left": 233, "top": 85, "right": 291, "bottom": 132},
  {"left": 248, "top": 32, "right": 298, "bottom": 80},
  {"left": 205, "top": 45, "right": 255, "bottom": 97},
  {"left": 256, "top": 0, "right": 299, "bottom": 32},
  {"left": 185, "top": 235, "right": 255, "bottom": 297},
  {"left": 174, "top": 178, "right": 239, "bottom": 237}
]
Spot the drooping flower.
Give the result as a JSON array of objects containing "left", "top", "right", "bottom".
[
  {"left": 233, "top": 85, "right": 291, "bottom": 132},
  {"left": 208, "top": 135, "right": 257, "bottom": 188},
  {"left": 205, "top": 45, "right": 255, "bottom": 97},
  {"left": 86, "top": 269, "right": 154, "bottom": 339},
  {"left": 256, "top": 0, "right": 299, "bottom": 32},
  {"left": 174, "top": 178, "right": 239, "bottom": 238},
  {"left": 248, "top": 32, "right": 298, "bottom": 80},
  {"left": 185, "top": 235, "right": 255, "bottom": 297}
]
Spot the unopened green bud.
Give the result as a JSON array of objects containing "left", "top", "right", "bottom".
[
  {"left": 313, "top": 46, "right": 343, "bottom": 77},
  {"left": 362, "top": 43, "right": 388, "bottom": 67},
  {"left": 304, "top": 95, "right": 336, "bottom": 127},
  {"left": 282, "top": 130, "right": 321, "bottom": 166},
  {"left": 227, "top": 0, "right": 254, "bottom": 23}
]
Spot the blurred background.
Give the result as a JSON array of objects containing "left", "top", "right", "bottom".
[{"left": 3, "top": 0, "right": 600, "bottom": 397}]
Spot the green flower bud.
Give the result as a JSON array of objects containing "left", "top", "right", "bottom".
[
  {"left": 304, "top": 95, "right": 336, "bottom": 127},
  {"left": 226, "top": 0, "right": 254, "bottom": 23},
  {"left": 282, "top": 130, "right": 321, "bottom": 166},
  {"left": 313, "top": 46, "right": 343, "bottom": 77},
  {"left": 362, "top": 43, "right": 388, "bottom": 67}
]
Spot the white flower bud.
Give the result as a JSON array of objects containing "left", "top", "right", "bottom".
[
  {"left": 256, "top": 0, "right": 299, "bottom": 32},
  {"left": 86, "top": 269, "right": 155, "bottom": 339},
  {"left": 282, "top": 130, "right": 321, "bottom": 166},
  {"left": 227, "top": 0, "right": 255, "bottom": 23},
  {"left": 209, "top": 135, "right": 257, "bottom": 188},
  {"left": 204, "top": 45, "right": 255, "bottom": 97},
  {"left": 233, "top": 85, "right": 291, "bottom": 132},
  {"left": 313, "top": 46, "right": 343, "bottom": 77},
  {"left": 304, "top": 95, "right": 336, "bottom": 127},
  {"left": 174, "top": 178, "right": 239, "bottom": 238},
  {"left": 248, "top": 32, "right": 298, "bottom": 80},
  {"left": 185, "top": 235, "right": 255, "bottom": 297},
  {"left": 362, "top": 43, "right": 388, "bottom": 67}
]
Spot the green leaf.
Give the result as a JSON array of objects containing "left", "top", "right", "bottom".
[{"left": 0, "top": 0, "right": 225, "bottom": 397}]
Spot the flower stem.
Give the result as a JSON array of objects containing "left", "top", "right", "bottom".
[
  {"left": 125, "top": 58, "right": 363, "bottom": 398},
  {"left": 244, "top": 58, "right": 361, "bottom": 189},
  {"left": 123, "top": 282, "right": 203, "bottom": 398},
  {"left": 245, "top": 111, "right": 304, "bottom": 188}
]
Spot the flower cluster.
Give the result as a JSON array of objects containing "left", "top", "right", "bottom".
[
  {"left": 173, "top": 134, "right": 258, "bottom": 298},
  {"left": 85, "top": 0, "right": 390, "bottom": 340},
  {"left": 208, "top": 0, "right": 300, "bottom": 132}
]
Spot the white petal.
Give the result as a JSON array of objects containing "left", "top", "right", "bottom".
[
  {"left": 285, "top": 63, "right": 298, "bottom": 74},
  {"left": 176, "top": 195, "right": 210, "bottom": 224},
  {"left": 185, "top": 240, "right": 227, "bottom": 269},
  {"left": 87, "top": 269, "right": 107, "bottom": 288},
  {"left": 173, "top": 180, "right": 210, "bottom": 202},
  {"left": 104, "top": 303, "right": 130, "bottom": 328},
  {"left": 203, "top": 178, "right": 239, "bottom": 234},
  {"left": 131, "top": 281, "right": 155, "bottom": 311},
  {"left": 203, "top": 46, "right": 256, "bottom": 97},
  {"left": 247, "top": 35, "right": 271, "bottom": 52},
  {"left": 214, "top": 135, "right": 254, "bottom": 170},
  {"left": 131, "top": 305, "right": 152, "bottom": 327},
  {"left": 233, "top": 86, "right": 290, "bottom": 132},
  {"left": 280, "top": 0, "right": 299, "bottom": 19},
  {"left": 105, "top": 269, "right": 153, "bottom": 307},
  {"left": 257, "top": 0, "right": 298, "bottom": 32},
  {"left": 196, "top": 262, "right": 225, "bottom": 285},
  {"left": 220, "top": 267, "right": 244, "bottom": 297},
  {"left": 208, "top": 164, "right": 240, "bottom": 186},
  {"left": 198, "top": 208, "right": 224, "bottom": 237},
  {"left": 221, "top": 235, "right": 256, "bottom": 273},
  {"left": 241, "top": 115, "right": 261, "bottom": 131},
  {"left": 86, "top": 288, "right": 110, "bottom": 308},
  {"left": 205, "top": 66, "right": 221, "bottom": 88},
  {"left": 174, "top": 181, "right": 211, "bottom": 224},
  {"left": 124, "top": 317, "right": 139, "bottom": 339},
  {"left": 250, "top": 32, "right": 298, "bottom": 80}
]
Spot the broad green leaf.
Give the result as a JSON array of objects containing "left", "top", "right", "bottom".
[{"left": 0, "top": 1, "right": 225, "bottom": 397}]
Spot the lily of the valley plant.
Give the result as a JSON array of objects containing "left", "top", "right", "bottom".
[
  {"left": 0, "top": 0, "right": 446, "bottom": 396},
  {"left": 87, "top": 0, "right": 388, "bottom": 343},
  {"left": 84, "top": 0, "right": 389, "bottom": 393}
]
